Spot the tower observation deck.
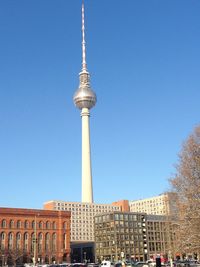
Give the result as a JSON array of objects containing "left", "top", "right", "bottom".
[{"left": 73, "top": 1, "right": 97, "bottom": 203}]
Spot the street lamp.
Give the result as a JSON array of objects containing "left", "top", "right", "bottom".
[
  {"left": 83, "top": 252, "right": 87, "bottom": 263},
  {"left": 33, "top": 215, "right": 37, "bottom": 266},
  {"left": 112, "top": 241, "right": 117, "bottom": 262},
  {"left": 121, "top": 251, "right": 124, "bottom": 262},
  {"left": 2, "top": 254, "right": 4, "bottom": 267}
]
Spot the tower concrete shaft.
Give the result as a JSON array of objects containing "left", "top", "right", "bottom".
[
  {"left": 81, "top": 108, "right": 93, "bottom": 202},
  {"left": 73, "top": 2, "right": 97, "bottom": 203}
]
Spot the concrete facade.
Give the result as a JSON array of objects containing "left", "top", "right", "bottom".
[
  {"left": 129, "top": 194, "right": 172, "bottom": 215},
  {"left": 44, "top": 201, "right": 120, "bottom": 242}
]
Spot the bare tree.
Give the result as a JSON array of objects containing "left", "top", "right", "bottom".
[
  {"left": 169, "top": 125, "right": 200, "bottom": 257},
  {"left": 8, "top": 248, "right": 25, "bottom": 266}
]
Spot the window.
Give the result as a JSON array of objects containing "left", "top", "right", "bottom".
[
  {"left": 46, "top": 221, "right": 50, "bottom": 229},
  {"left": 52, "top": 233, "right": 57, "bottom": 251},
  {"left": 31, "top": 233, "right": 35, "bottom": 252},
  {"left": 114, "top": 214, "right": 119, "bottom": 220},
  {"left": 8, "top": 232, "right": 14, "bottom": 249},
  {"left": 119, "top": 221, "right": 124, "bottom": 227},
  {"left": 10, "top": 220, "right": 14, "bottom": 228},
  {"left": 24, "top": 232, "right": 29, "bottom": 240},
  {"left": 32, "top": 220, "right": 35, "bottom": 229},
  {"left": 2, "top": 220, "right": 6, "bottom": 228},
  {"left": 0, "top": 232, "right": 6, "bottom": 249},
  {"left": 63, "top": 234, "right": 67, "bottom": 249},
  {"left": 23, "top": 233, "right": 28, "bottom": 251},
  {"left": 24, "top": 220, "right": 29, "bottom": 229},
  {"left": 16, "top": 232, "right": 21, "bottom": 240},
  {"left": 17, "top": 220, "right": 21, "bottom": 229},
  {"left": 53, "top": 221, "right": 56, "bottom": 230},
  {"left": 45, "top": 233, "right": 50, "bottom": 252},
  {"left": 38, "top": 233, "right": 43, "bottom": 253},
  {"left": 124, "top": 214, "right": 128, "bottom": 221},
  {"left": 39, "top": 221, "right": 43, "bottom": 229},
  {"left": 1, "top": 232, "right": 6, "bottom": 240},
  {"left": 63, "top": 222, "right": 67, "bottom": 230},
  {"left": 16, "top": 232, "right": 21, "bottom": 249}
]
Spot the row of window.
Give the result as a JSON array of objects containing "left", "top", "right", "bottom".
[
  {"left": 130, "top": 196, "right": 166, "bottom": 204},
  {"left": 130, "top": 201, "right": 165, "bottom": 206},
  {"left": 96, "top": 246, "right": 145, "bottom": 254},
  {"left": 95, "top": 221, "right": 145, "bottom": 228},
  {"left": 0, "top": 219, "right": 68, "bottom": 230},
  {"left": 72, "top": 239, "right": 93, "bottom": 242},
  {"left": 95, "top": 234, "right": 144, "bottom": 241},
  {"left": 57, "top": 208, "right": 119, "bottom": 214},
  {"left": 0, "top": 232, "right": 67, "bottom": 250},
  {"left": 131, "top": 210, "right": 166, "bottom": 216},
  {"left": 0, "top": 232, "right": 57, "bottom": 241},
  {"left": 95, "top": 214, "right": 145, "bottom": 223},
  {"left": 56, "top": 202, "right": 119, "bottom": 210},
  {"left": 148, "top": 241, "right": 165, "bottom": 252}
]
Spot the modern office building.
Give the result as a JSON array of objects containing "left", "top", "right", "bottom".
[
  {"left": 129, "top": 194, "right": 175, "bottom": 216},
  {"left": 94, "top": 211, "right": 179, "bottom": 262},
  {"left": 0, "top": 207, "right": 70, "bottom": 266},
  {"left": 146, "top": 214, "right": 178, "bottom": 260},
  {"left": 44, "top": 200, "right": 120, "bottom": 242},
  {"left": 94, "top": 212, "right": 148, "bottom": 262}
]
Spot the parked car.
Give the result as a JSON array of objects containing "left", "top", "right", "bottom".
[
  {"left": 101, "top": 261, "right": 115, "bottom": 267},
  {"left": 133, "top": 262, "right": 149, "bottom": 267},
  {"left": 87, "top": 264, "right": 100, "bottom": 267},
  {"left": 72, "top": 264, "right": 87, "bottom": 267}
]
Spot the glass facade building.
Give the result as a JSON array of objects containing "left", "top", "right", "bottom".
[{"left": 94, "top": 212, "right": 148, "bottom": 262}]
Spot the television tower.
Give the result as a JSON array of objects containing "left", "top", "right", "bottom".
[{"left": 73, "top": 1, "right": 97, "bottom": 203}]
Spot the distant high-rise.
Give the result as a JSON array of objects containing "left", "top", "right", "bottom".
[
  {"left": 129, "top": 193, "right": 176, "bottom": 216},
  {"left": 73, "top": 1, "right": 96, "bottom": 203},
  {"left": 44, "top": 200, "right": 120, "bottom": 242}
]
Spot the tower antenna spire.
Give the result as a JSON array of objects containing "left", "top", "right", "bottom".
[
  {"left": 73, "top": 0, "right": 97, "bottom": 203},
  {"left": 81, "top": 0, "right": 87, "bottom": 72}
]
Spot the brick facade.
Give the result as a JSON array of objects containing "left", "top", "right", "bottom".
[
  {"left": 0, "top": 207, "right": 70, "bottom": 265},
  {"left": 112, "top": 200, "right": 130, "bottom": 212}
]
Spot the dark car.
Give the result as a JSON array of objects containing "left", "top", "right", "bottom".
[{"left": 87, "top": 264, "right": 100, "bottom": 267}]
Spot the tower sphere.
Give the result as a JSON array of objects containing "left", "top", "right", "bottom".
[
  {"left": 73, "top": 1, "right": 96, "bottom": 203},
  {"left": 73, "top": 72, "right": 97, "bottom": 110}
]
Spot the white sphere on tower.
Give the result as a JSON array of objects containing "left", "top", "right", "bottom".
[{"left": 73, "top": 1, "right": 97, "bottom": 203}]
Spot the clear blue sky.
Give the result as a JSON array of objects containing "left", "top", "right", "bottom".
[{"left": 0, "top": 0, "right": 200, "bottom": 209}]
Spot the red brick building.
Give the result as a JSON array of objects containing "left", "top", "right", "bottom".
[
  {"left": 112, "top": 200, "right": 130, "bottom": 212},
  {"left": 0, "top": 207, "right": 71, "bottom": 265}
]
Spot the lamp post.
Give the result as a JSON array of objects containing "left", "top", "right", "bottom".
[
  {"left": 112, "top": 241, "right": 117, "bottom": 262},
  {"left": 33, "top": 215, "right": 37, "bottom": 266},
  {"left": 113, "top": 221, "right": 118, "bottom": 262},
  {"left": 121, "top": 251, "right": 124, "bottom": 262},
  {"left": 2, "top": 254, "right": 4, "bottom": 267},
  {"left": 83, "top": 252, "right": 87, "bottom": 263}
]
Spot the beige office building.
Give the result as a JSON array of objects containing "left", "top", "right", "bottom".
[
  {"left": 44, "top": 201, "right": 120, "bottom": 242},
  {"left": 129, "top": 194, "right": 174, "bottom": 216}
]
